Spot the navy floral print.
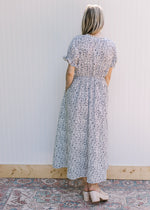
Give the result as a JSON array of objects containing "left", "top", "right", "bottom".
[{"left": 52, "top": 34, "right": 117, "bottom": 183}]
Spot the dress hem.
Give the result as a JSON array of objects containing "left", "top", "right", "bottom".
[{"left": 52, "top": 164, "right": 108, "bottom": 184}]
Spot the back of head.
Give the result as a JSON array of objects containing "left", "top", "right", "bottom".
[{"left": 81, "top": 4, "right": 104, "bottom": 35}]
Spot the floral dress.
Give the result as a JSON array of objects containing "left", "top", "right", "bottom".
[{"left": 52, "top": 34, "right": 117, "bottom": 183}]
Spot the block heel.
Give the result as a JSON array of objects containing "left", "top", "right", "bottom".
[
  {"left": 89, "top": 190, "right": 109, "bottom": 203},
  {"left": 89, "top": 191, "right": 101, "bottom": 203},
  {"left": 82, "top": 191, "right": 90, "bottom": 201}
]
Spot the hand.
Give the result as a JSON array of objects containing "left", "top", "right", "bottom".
[
  {"left": 65, "top": 84, "right": 71, "bottom": 92},
  {"left": 105, "top": 67, "right": 112, "bottom": 87},
  {"left": 104, "top": 77, "right": 109, "bottom": 87},
  {"left": 65, "top": 87, "right": 68, "bottom": 92}
]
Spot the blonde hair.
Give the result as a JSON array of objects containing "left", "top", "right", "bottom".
[{"left": 81, "top": 4, "right": 104, "bottom": 35}]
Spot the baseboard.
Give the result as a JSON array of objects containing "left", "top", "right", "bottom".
[{"left": 0, "top": 165, "right": 150, "bottom": 180}]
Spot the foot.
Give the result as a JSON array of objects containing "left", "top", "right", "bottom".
[
  {"left": 82, "top": 177, "right": 89, "bottom": 192},
  {"left": 88, "top": 184, "right": 101, "bottom": 193},
  {"left": 83, "top": 185, "right": 89, "bottom": 192}
]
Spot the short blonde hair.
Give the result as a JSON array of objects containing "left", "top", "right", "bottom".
[{"left": 81, "top": 4, "right": 104, "bottom": 35}]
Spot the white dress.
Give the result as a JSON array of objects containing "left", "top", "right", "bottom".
[{"left": 52, "top": 34, "right": 117, "bottom": 183}]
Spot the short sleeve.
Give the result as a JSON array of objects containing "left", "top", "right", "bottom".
[
  {"left": 63, "top": 38, "right": 79, "bottom": 68},
  {"left": 110, "top": 43, "right": 117, "bottom": 68}
]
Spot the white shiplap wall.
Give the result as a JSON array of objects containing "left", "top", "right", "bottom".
[{"left": 0, "top": 0, "right": 150, "bottom": 166}]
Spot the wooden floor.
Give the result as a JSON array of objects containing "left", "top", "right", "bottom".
[{"left": 0, "top": 165, "right": 150, "bottom": 180}]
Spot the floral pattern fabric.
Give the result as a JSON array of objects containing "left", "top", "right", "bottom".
[{"left": 52, "top": 34, "right": 117, "bottom": 183}]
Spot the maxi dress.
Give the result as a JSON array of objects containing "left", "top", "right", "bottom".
[{"left": 52, "top": 34, "right": 117, "bottom": 184}]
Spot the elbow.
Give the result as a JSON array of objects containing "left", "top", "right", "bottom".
[
  {"left": 105, "top": 75, "right": 111, "bottom": 80},
  {"left": 66, "top": 72, "right": 73, "bottom": 78}
]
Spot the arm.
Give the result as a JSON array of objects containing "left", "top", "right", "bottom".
[
  {"left": 65, "top": 64, "right": 75, "bottom": 91},
  {"left": 104, "top": 67, "right": 113, "bottom": 87},
  {"left": 105, "top": 42, "right": 117, "bottom": 86}
]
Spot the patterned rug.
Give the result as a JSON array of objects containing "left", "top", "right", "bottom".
[{"left": 0, "top": 178, "right": 150, "bottom": 209}]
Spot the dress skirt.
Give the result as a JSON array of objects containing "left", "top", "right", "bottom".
[{"left": 52, "top": 75, "right": 109, "bottom": 184}]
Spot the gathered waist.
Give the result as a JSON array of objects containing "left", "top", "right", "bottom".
[{"left": 74, "top": 75, "right": 105, "bottom": 79}]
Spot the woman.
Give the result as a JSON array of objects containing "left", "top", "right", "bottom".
[{"left": 52, "top": 4, "right": 117, "bottom": 203}]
